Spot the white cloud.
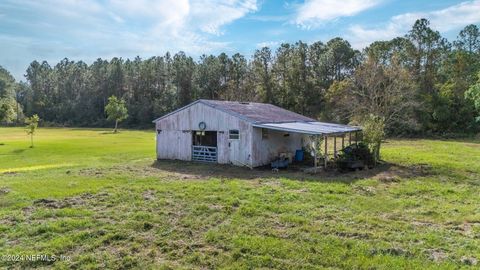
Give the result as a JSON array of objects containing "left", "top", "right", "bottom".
[
  {"left": 0, "top": 0, "right": 259, "bottom": 80},
  {"left": 256, "top": 41, "right": 280, "bottom": 48},
  {"left": 191, "top": 0, "right": 257, "bottom": 35},
  {"left": 348, "top": 0, "right": 480, "bottom": 49},
  {"left": 294, "top": 0, "right": 382, "bottom": 28}
]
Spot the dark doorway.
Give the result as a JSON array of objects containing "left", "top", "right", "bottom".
[
  {"left": 192, "top": 131, "right": 217, "bottom": 147},
  {"left": 192, "top": 131, "right": 218, "bottom": 163}
]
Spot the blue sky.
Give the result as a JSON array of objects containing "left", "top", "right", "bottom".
[{"left": 1, "top": 0, "right": 480, "bottom": 81}]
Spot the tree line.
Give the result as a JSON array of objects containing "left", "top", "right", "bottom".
[{"left": 1, "top": 19, "right": 480, "bottom": 136}]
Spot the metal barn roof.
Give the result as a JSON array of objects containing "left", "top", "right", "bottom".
[
  {"left": 153, "top": 99, "right": 361, "bottom": 135},
  {"left": 253, "top": 121, "right": 361, "bottom": 136},
  {"left": 152, "top": 99, "right": 315, "bottom": 123},
  {"left": 200, "top": 99, "right": 315, "bottom": 123}
]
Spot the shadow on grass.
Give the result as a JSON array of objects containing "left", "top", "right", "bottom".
[
  {"left": 150, "top": 160, "right": 429, "bottom": 184},
  {"left": 97, "top": 130, "right": 153, "bottom": 135},
  {"left": 61, "top": 127, "right": 153, "bottom": 133},
  {"left": 11, "top": 149, "right": 26, "bottom": 154}
]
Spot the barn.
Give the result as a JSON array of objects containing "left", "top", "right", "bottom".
[{"left": 153, "top": 99, "right": 361, "bottom": 168}]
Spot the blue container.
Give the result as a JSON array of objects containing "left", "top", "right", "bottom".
[
  {"left": 295, "top": 149, "right": 304, "bottom": 162},
  {"left": 271, "top": 158, "right": 289, "bottom": 169}
]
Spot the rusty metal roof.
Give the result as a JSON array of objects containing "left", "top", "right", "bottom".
[{"left": 199, "top": 99, "right": 316, "bottom": 123}]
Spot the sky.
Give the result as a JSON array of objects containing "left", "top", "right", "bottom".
[{"left": 1, "top": 0, "right": 480, "bottom": 81}]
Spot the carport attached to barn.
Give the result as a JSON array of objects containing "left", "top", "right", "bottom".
[{"left": 253, "top": 121, "right": 362, "bottom": 169}]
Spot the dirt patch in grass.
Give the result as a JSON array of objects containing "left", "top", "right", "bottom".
[
  {"left": 371, "top": 163, "right": 432, "bottom": 183},
  {"left": 148, "top": 160, "right": 434, "bottom": 184},
  {"left": 33, "top": 192, "right": 109, "bottom": 209},
  {"left": 371, "top": 247, "right": 413, "bottom": 257},
  {"left": 77, "top": 168, "right": 105, "bottom": 177},
  {"left": 461, "top": 256, "right": 478, "bottom": 265},
  {"left": 463, "top": 142, "right": 480, "bottom": 148},
  {"left": 427, "top": 249, "right": 449, "bottom": 262},
  {"left": 0, "top": 171, "right": 17, "bottom": 176},
  {"left": 74, "top": 160, "right": 432, "bottom": 186},
  {"left": 33, "top": 198, "right": 62, "bottom": 208},
  {"left": 152, "top": 161, "right": 268, "bottom": 180},
  {"left": 142, "top": 190, "right": 156, "bottom": 201},
  {"left": 411, "top": 220, "right": 436, "bottom": 227},
  {"left": 335, "top": 231, "right": 371, "bottom": 239},
  {"left": 0, "top": 187, "right": 11, "bottom": 195},
  {"left": 446, "top": 221, "right": 480, "bottom": 237}
]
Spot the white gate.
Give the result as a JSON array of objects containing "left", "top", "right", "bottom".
[{"left": 192, "top": 145, "right": 217, "bottom": 163}]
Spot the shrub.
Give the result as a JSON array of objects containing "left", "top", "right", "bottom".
[{"left": 336, "top": 142, "right": 375, "bottom": 171}]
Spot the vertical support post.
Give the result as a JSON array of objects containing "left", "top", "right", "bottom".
[
  {"left": 333, "top": 136, "right": 337, "bottom": 159},
  {"left": 342, "top": 135, "right": 345, "bottom": 149},
  {"left": 313, "top": 136, "right": 317, "bottom": 173},
  {"left": 355, "top": 131, "right": 358, "bottom": 146},
  {"left": 324, "top": 135, "right": 328, "bottom": 169},
  {"left": 349, "top": 132, "right": 352, "bottom": 145}
]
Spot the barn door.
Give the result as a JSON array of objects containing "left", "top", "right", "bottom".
[{"left": 228, "top": 130, "right": 241, "bottom": 165}]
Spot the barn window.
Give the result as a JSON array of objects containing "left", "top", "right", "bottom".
[
  {"left": 262, "top": 128, "right": 269, "bottom": 139},
  {"left": 229, "top": 130, "right": 239, "bottom": 140},
  {"left": 157, "top": 129, "right": 162, "bottom": 134}
]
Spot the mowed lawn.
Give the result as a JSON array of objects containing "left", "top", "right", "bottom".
[{"left": 0, "top": 128, "right": 479, "bottom": 269}]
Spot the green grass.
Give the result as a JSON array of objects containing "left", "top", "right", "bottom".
[{"left": 1, "top": 127, "right": 479, "bottom": 269}]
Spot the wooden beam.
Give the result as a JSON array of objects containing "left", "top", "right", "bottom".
[
  {"left": 313, "top": 136, "right": 317, "bottom": 173},
  {"left": 333, "top": 136, "right": 337, "bottom": 159},
  {"left": 349, "top": 132, "right": 352, "bottom": 145},
  {"left": 324, "top": 135, "right": 328, "bottom": 169},
  {"left": 342, "top": 135, "right": 345, "bottom": 149}
]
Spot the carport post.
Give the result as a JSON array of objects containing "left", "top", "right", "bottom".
[
  {"left": 333, "top": 136, "right": 337, "bottom": 159},
  {"left": 313, "top": 135, "right": 317, "bottom": 173},
  {"left": 324, "top": 135, "right": 328, "bottom": 169}
]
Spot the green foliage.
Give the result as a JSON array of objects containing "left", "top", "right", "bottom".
[
  {"left": 466, "top": 72, "right": 480, "bottom": 122},
  {"left": 0, "top": 98, "right": 15, "bottom": 123},
  {"left": 303, "top": 135, "right": 324, "bottom": 160},
  {"left": 327, "top": 54, "right": 417, "bottom": 134},
  {"left": 19, "top": 38, "right": 359, "bottom": 126},
  {"left": 105, "top": 96, "right": 128, "bottom": 133},
  {"left": 0, "top": 65, "right": 23, "bottom": 124},
  {"left": 253, "top": 47, "right": 274, "bottom": 104},
  {"left": 361, "top": 114, "right": 386, "bottom": 162},
  {"left": 173, "top": 52, "right": 196, "bottom": 106},
  {"left": 25, "top": 114, "right": 39, "bottom": 148},
  {"left": 3, "top": 19, "right": 478, "bottom": 134},
  {"left": 336, "top": 142, "right": 374, "bottom": 171},
  {"left": 0, "top": 65, "right": 16, "bottom": 98},
  {"left": 454, "top": 24, "right": 480, "bottom": 53}
]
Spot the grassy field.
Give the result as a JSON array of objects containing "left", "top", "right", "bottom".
[{"left": 0, "top": 127, "right": 479, "bottom": 269}]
